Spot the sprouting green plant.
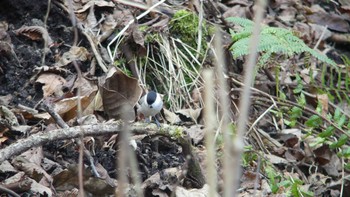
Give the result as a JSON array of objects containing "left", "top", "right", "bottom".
[
  {"left": 226, "top": 17, "right": 336, "bottom": 67},
  {"left": 265, "top": 165, "right": 282, "bottom": 193},
  {"left": 265, "top": 165, "right": 313, "bottom": 196},
  {"left": 241, "top": 146, "right": 258, "bottom": 167}
]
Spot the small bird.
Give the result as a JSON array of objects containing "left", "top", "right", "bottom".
[{"left": 137, "top": 91, "right": 163, "bottom": 127}]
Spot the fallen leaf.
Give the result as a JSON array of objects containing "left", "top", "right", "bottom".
[
  {"left": 30, "top": 179, "right": 52, "bottom": 196},
  {"left": 75, "top": 0, "right": 115, "bottom": 13},
  {"left": 131, "top": 24, "right": 145, "bottom": 47},
  {"left": 307, "top": 6, "right": 350, "bottom": 33},
  {"left": 0, "top": 105, "right": 19, "bottom": 126},
  {"left": 313, "top": 144, "right": 332, "bottom": 165},
  {"left": 175, "top": 184, "right": 219, "bottom": 197},
  {"left": 0, "top": 160, "right": 17, "bottom": 173},
  {"left": 265, "top": 154, "right": 288, "bottom": 164},
  {"left": 101, "top": 67, "right": 142, "bottom": 121},
  {"left": 36, "top": 73, "right": 66, "bottom": 98},
  {"left": 14, "top": 26, "right": 53, "bottom": 47},
  {"left": 175, "top": 108, "right": 203, "bottom": 123},
  {"left": 186, "top": 125, "right": 205, "bottom": 145},
  {"left": 317, "top": 93, "right": 329, "bottom": 117},
  {"left": 56, "top": 46, "right": 90, "bottom": 67}
]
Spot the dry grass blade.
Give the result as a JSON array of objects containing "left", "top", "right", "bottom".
[
  {"left": 107, "top": 0, "right": 167, "bottom": 61},
  {"left": 142, "top": 34, "right": 206, "bottom": 112}
]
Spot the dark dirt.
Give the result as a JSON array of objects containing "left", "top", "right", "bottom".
[
  {"left": 1, "top": 0, "right": 186, "bottom": 188},
  {"left": 0, "top": 0, "right": 73, "bottom": 107}
]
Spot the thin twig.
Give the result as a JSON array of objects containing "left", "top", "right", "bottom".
[{"left": 82, "top": 31, "right": 108, "bottom": 72}]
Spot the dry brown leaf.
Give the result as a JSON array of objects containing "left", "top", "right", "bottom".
[
  {"left": 101, "top": 67, "right": 142, "bottom": 121},
  {"left": 0, "top": 105, "right": 19, "bottom": 126},
  {"left": 36, "top": 73, "right": 66, "bottom": 98},
  {"left": 14, "top": 26, "right": 53, "bottom": 46},
  {"left": 190, "top": 87, "right": 202, "bottom": 108},
  {"left": 264, "top": 154, "right": 288, "bottom": 164},
  {"left": 131, "top": 24, "right": 145, "bottom": 47},
  {"left": 0, "top": 136, "right": 8, "bottom": 145},
  {"left": 316, "top": 93, "right": 329, "bottom": 117},
  {"left": 0, "top": 95, "right": 12, "bottom": 106},
  {"left": 175, "top": 184, "right": 218, "bottom": 197},
  {"left": 307, "top": 6, "right": 350, "bottom": 33},
  {"left": 12, "top": 147, "right": 53, "bottom": 185},
  {"left": 339, "top": 0, "right": 350, "bottom": 6},
  {"left": 75, "top": 0, "right": 115, "bottom": 13},
  {"left": 73, "top": 77, "right": 98, "bottom": 97},
  {"left": 54, "top": 164, "right": 116, "bottom": 195},
  {"left": 141, "top": 167, "right": 181, "bottom": 194},
  {"left": 54, "top": 94, "right": 94, "bottom": 120},
  {"left": 113, "top": 9, "right": 134, "bottom": 28},
  {"left": 0, "top": 160, "right": 17, "bottom": 173},
  {"left": 222, "top": 4, "right": 250, "bottom": 19},
  {"left": 175, "top": 108, "right": 203, "bottom": 123},
  {"left": 313, "top": 144, "right": 332, "bottom": 165},
  {"left": 163, "top": 108, "right": 181, "bottom": 124},
  {"left": 151, "top": 16, "right": 170, "bottom": 31},
  {"left": 322, "top": 153, "right": 341, "bottom": 177},
  {"left": 186, "top": 125, "right": 205, "bottom": 145},
  {"left": 30, "top": 180, "right": 52, "bottom": 196},
  {"left": 56, "top": 46, "right": 90, "bottom": 67},
  {"left": 0, "top": 21, "right": 11, "bottom": 43},
  {"left": 83, "top": 89, "right": 104, "bottom": 115},
  {"left": 98, "top": 14, "right": 117, "bottom": 42},
  {"left": 240, "top": 171, "right": 260, "bottom": 189}
]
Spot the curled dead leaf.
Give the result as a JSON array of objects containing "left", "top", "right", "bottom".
[
  {"left": 14, "top": 26, "right": 53, "bottom": 47},
  {"left": 101, "top": 67, "right": 142, "bottom": 121}
]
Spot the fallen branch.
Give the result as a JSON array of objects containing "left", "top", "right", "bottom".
[{"left": 0, "top": 122, "right": 177, "bottom": 163}]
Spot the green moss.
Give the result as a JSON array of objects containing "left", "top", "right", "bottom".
[
  {"left": 169, "top": 9, "right": 211, "bottom": 57},
  {"left": 172, "top": 127, "right": 184, "bottom": 138}
]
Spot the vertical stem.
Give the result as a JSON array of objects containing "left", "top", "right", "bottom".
[
  {"left": 212, "top": 27, "right": 233, "bottom": 197},
  {"left": 203, "top": 69, "right": 217, "bottom": 197},
  {"left": 229, "top": 0, "right": 267, "bottom": 196}
]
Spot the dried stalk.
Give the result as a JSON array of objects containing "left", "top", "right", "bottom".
[
  {"left": 203, "top": 69, "right": 218, "bottom": 197},
  {"left": 230, "top": 0, "right": 268, "bottom": 196}
]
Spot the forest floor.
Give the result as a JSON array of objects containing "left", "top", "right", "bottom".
[{"left": 0, "top": 0, "right": 350, "bottom": 196}]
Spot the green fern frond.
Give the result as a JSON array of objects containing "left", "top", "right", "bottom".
[
  {"left": 226, "top": 17, "right": 337, "bottom": 67},
  {"left": 226, "top": 17, "right": 255, "bottom": 28}
]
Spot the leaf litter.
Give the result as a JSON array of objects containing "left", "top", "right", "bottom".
[{"left": 0, "top": 0, "right": 349, "bottom": 196}]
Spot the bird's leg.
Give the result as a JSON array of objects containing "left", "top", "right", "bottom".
[{"left": 153, "top": 116, "right": 161, "bottom": 128}]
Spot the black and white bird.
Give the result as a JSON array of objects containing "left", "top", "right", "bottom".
[{"left": 137, "top": 91, "right": 163, "bottom": 127}]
